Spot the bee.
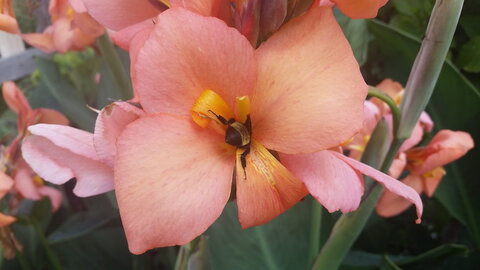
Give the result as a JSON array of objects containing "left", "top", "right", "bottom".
[{"left": 208, "top": 110, "right": 251, "bottom": 178}]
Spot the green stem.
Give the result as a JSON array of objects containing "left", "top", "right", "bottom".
[
  {"left": 31, "top": 220, "right": 63, "bottom": 270},
  {"left": 367, "top": 86, "right": 401, "bottom": 136},
  {"left": 397, "top": 0, "right": 464, "bottom": 140},
  {"left": 308, "top": 200, "right": 322, "bottom": 264},
  {"left": 96, "top": 33, "right": 133, "bottom": 100},
  {"left": 173, "top": 245, "right": 188, "bottom": 270},
  {"left": 254, "top": 226, "right": 279, "bottom": 270},
  {"left": 16, "top": 251, "right": 32, "bottom": 270}
]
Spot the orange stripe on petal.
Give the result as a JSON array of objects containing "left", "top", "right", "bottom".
[{"left": 236, "top": 140, "right": 308, "bottom": 228}]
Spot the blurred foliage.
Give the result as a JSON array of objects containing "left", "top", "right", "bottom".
[{"left": 0, "top": 0, "right": 479, "bottom": 269}]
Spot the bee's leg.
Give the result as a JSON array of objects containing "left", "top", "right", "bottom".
[
  {"left": 244, "top": 115, "right": 251, "bottom": 135},
  {"left": 208, "top": 110, "right": 234, "bottom": 125},
  {"left": 240, "top": 147, "right": 250, "bottom": 179}
]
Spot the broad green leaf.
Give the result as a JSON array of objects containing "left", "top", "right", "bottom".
[
  {"left": 35, "top": 57, "right": 96, "bottom": 131},
  {"left": 368, "top": 19, "right": 480, "bottom": 249},
  {"left": 48, "top": 210, "right": 117, "bottom": 244},
  {"left": 206, "top": 199, "right": 315, "bottom": 270},
  {"left": 456, "top": 36, "right": 480, "bottom": 73}
]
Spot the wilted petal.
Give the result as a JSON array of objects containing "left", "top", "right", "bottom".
[
  {"left": 115, "top": 115, "right": 233, "bottom": 253},
  {"left": 82, "top": 0, "right": 160, "bottom": 30},
  {"left": 410, "top": 130, "right": 474, "bottom": 175},
  {"left": 376, "top": 174, "right": 423, "bottom": 218},
  {"left": 134, "top": 8, "right": 255, "bottom": 115},
  {"left": 22, "top": 124, "right": 113, "bottom": 197},
  {"left": 332, "top": 0, "right": 388, "bottom": 19},
  {"left": 281, "top": 150, "right": 363, "bottom": 213},
  {"left": 332, "top": 151, "right": 423, "bottom": 222},
  {"left": 235, "top": 140, "right": 308, "bottom": 228},
  {"left": 252, "top": 6, "right": 366, "bottom": 154}
]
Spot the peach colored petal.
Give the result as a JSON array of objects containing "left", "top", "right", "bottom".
[
  {"left": 235, "top": 140, "right": 308, "bottom": 228},
  {"left": 134, "top": 8, "right": 256, "bottom": 115},
  {"left": 111, "top": 19, "right": 154, "bottom": 51},
  {"left": 22, "top": 32, "right": 56, "bottom": 53},
  {"left": 419, "top": 112, "right": 434, "bottom": 132},
  {"left": 115, "top": 115, "right": 233, "bottom": 253},
  {"left": 376, "top": 174, "right": 423, "bottom": 218},
  {"left": 93, "top": 102, "right": 144, "bottom": 167},
  {"left": 0, "top": 171, "right": 14, "bottom": 198},
  {"left": 37, "top": 186, "right": 63, "bottom": 211},
  {"left": 14, "top": 167, "right": 42, "bottom": 201},
  {"left": 422, "top": 167, "right": 445, "bottom": 197},
  {"left": 0, "top": 213, "right": 16, "bottom": 227},
  {"left": 281, "top": 150, "right": 363, "bottom": 213},
  {"left": 389, "top": 152, "right": 406, "bottom": 179},
  {"left": 411, "top": 130, "right": 474, "bottom": 175},
  {"left": 399, "top": 121, "right": 423, "bottom": 152},
  {"left": 52, "top": 18, "right": 75, "bottom": 53},
  {"left": 2, "top": 81, "right": 31, "bottom": 117},
  {"left": 36, "top": 108, "right": 70, "bottom": 126},
  {"left": 68, "top": 0, "right": 87, "bottom": 13},
  {"left": 127, "top": 27, "right": 153, "bottom": 101},
  {"left": 22, "top": 124, "right": 113, "bottom": 196},
  {"left": 0, "top": 14, "right": 19, "bottom": 34},
  {"left": 332, "top": 0, "right": 388, "bottom": 19},
  {"left": 332, "top": 151, "right": 423, "bottom": 222},
  {"left": 82, "top": 0, "right": 160, "bottom": 30},
  {"left": 251, "top": 6, "right": 366, "bottom": 154},
  {"left": 72, "top": 12, "right": 105, "bottom": 37}
]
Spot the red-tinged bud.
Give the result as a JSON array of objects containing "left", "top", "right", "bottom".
[
  {"left": 231, "top": 0, "right": 261, "bottom": 47},
  {"left": 260, "top": 0, "right": 287, "bottom": 38}
]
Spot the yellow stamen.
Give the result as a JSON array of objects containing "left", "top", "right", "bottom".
[
  {"left": 394, "top": 90, "right": 404, "bottom": 105},
  {"left": 191, "top": 89, "right": 234, "bottom": 127},
  {"left": 32, "top": 175, "right": 44, "bottom": 187},
  {"left": 235, "top": 96, "right": 250, "bottom": 123},
  {"left": 159, "top": 0, "right": 171, "bottom": 7},
  {"left": 340, "top": 136, "right": 354, "bottom": 147},
  {"left": 422, "top": 167, "right": 446, "bottom": 179}
]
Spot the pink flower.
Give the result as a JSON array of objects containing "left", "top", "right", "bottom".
[
  {"left": 110, "top": 6, "right": 422, "bottom": 254},
  {"left": 376, "top": 130, "right": 474, "bottom": 217},
  {"left": 1, "top": 81, "right": 69, "bottom": 212},
  {"left": 20, "top": 0, "right": 104, "bottom": 53}
]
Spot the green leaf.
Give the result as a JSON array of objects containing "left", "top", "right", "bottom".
[
  {"left": 35, "top": 57, "right": 97, "bottom": 131},
  {"left": 368, "top": 19, "right": 480, "bottom": 249},
  {"left": 335, "top": 11, "right": 370, "bottom": 66},
  {"left": 12, "top": 0, "right": 37, "bottom": 33},
  {"left": 206, "top": 199, "right": 316, "bottom": 270},
  {"left": 48, "top": 210, "right": 117, "bottom": 244},
  {"left": 456, "top": 36, "right": 480, "bottom": 73}
]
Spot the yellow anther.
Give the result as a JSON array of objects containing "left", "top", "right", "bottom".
[
  {"left": 32, "top": 175, "right": 44, "bottom": 186},
  {"left": 191, "top": 89, "right": 234, "bottom": 127},
  {"left": 235, "top": 96, "right": 250, "bottom": 123}
]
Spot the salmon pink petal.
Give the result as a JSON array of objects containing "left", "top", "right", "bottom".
[
  {"left": 400, "top": 121, "right": 423, "bottom": 152},
  {"left": 235, "top": 140, "right": 308, "bottom": 228},
  {"left": 38, "top": 186, "right": 63, "bottom": 211},
  {"left": 281, "top": 150, "right": 363, "bottom": 213},
  {"left": 94, "top": 102, "right": 144, "bottom": 167},
  {"left": 419, "top": 112, "right": 434, "bottom": 132},
  {"left": 22, "top": 124, "right": 113, "bottom": 197},
  {"left": 14, "top": 167, "right": 41, "bottom": 201},
  {"left": 72, "top": 12, "right": 105, "bottom": 37},
  {"left": 22, "top": 32, "right": 56, "bottom": 53},
  {"left": 389, "top": 153, "right": 407, "bottom": 179},
  {"left": 0, "top": 171, "right": 14, "bottom": 198},
  {"left": 36, "top": 108, "right": 70, "bottom": 125},
  {"left": 422, "top": 167, "right": 445, "bottom": 197},
  {"left": 0, "top": 14, "right": 19, "bottom": 34},
  {"left": 411, "top": 130, "right": 474, "bottom": 175},
  {"left": 376, "top": 174, "right": 423, "bottom": 218},
  {"left": 332, "top": 0, "right": 388, "bottom": 19},
  {"left": 251, "top": 6, "right": 366, "bottom": 154},
  {"left": 82, "top": 0, "right": 160, "bottom": 30},
  {"left": 111, "top": 19, "right": 154, "bottom": 51},
  {"left": 0, "top": 213, "right": 16, "bottom": 227},
  {"left": 135, "top": 8, "right": 255, "bottom": 115},
  {"left": 115, "top": 115, "right": 233, "bottom": 253},
  {"left": 2, "top": 81, "right": 31, "bottom": 117},
  {"left": 331, "top": 151, "right": 423, "bottom": 222}
]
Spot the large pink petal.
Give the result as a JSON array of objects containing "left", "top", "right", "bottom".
[
  {"left": 332, "top": 0, "right": 388, "bottom": 19},
  {"left": 235, "top": 140, "right": 308, "bottom": 228},
  {"left": 115, "top": 114, "right": 233, "bottom": 254},
  {"left": 82, "top": 0, "right": 160, "bottom": 30},
  {"left": 331, "top": 151, "right": 423, "bottom": 223},
  {"left": 0, "top": 171, "right": 14, "bottom": 198},
  {"left": 134, "top": 8, "right": 256, "bottom": 115},
  {"left": 68, "top": 0, "right": 87, "bottom": 12},
  {"left": 111, "top": 19, "right": 154, "bottom": 51},
  {"left": 22, "top": 124, "right": 113, "bottom": 197},
  {"left": 376, "top": 174, "right": 423, "bottom": 218},
  {"left": 281, "top": 150, "right": 363, "bottom": 213},
  {"left": 93, "top": 102, "right": 144, "bottom": 167},
  {"left": 251, "top": 6, "right": 367, "bottom": 154},
  {"left": 410, "top": 130, "right": 474, "bottom": 175}
]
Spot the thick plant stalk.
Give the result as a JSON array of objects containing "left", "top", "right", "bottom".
[{"left": 311, "top": 1, "right": 464, "bottom": 269}]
